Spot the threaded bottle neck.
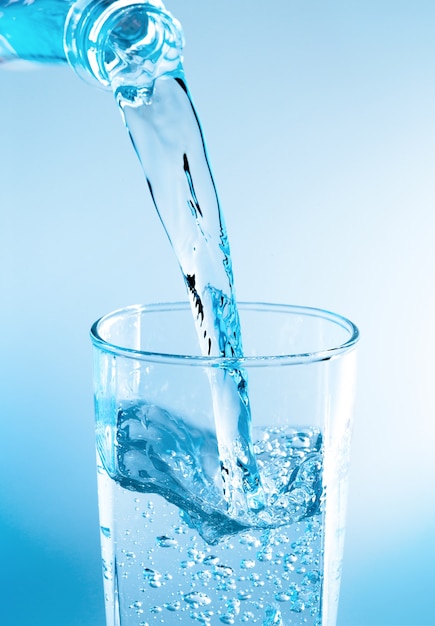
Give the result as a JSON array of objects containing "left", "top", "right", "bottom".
[{"left": 64, "top": 0, "right": 185, "bottom": 94}]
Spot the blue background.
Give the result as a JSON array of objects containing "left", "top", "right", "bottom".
[{"left": 1, "top": 1, "right": 435, "bottom": 625}]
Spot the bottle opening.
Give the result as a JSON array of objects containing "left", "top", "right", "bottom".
[{"left": 64, "top": 0, "right": 184, "bottom": 92}]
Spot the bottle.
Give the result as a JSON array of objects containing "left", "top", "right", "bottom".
[
  {"left": 0, "top": 0, "right": 184, "bottom": 91},
  {"left": 0, "top": 0, "right": 75, "bottom": 67}
]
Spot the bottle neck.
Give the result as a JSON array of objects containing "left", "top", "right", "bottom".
[{"left": 64, "top": 0, "right": 185, "bottom": 95}]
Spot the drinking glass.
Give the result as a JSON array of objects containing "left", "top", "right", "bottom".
[{"left": 90, "top": 302, "right": 359, "bottom": 626}]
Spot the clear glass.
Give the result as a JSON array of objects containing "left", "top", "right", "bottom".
[{"left": 90, "top": 302, "right": 359, "bottom": 626}]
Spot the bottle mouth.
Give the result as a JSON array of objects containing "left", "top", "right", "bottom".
[{"left": 64, "top": 0, "right": 184, "bottom": 91}]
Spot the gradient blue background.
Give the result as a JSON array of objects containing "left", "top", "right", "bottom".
[{"left": 1, "top": 2, "right": 434, "bottom": 625}]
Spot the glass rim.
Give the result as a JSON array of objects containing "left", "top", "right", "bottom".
[{"left": 90, "top": 301, "right": 359, "bottom": 366}]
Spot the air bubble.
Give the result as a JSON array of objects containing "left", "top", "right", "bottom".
[
  {"left": 275, "top": 592, "right": 290, "bottom": 602},
  {"left": 291, "top": 433, "right": 311, "bottom": 448},
  {"left": 102, "top": 559, "right": 113, "bottom": 581},
  {"left": 156, "top": 535, "right": 178, "bottom": 548},
  {"left": 225, "top": 599, "right": 240, "bottom": 615},
  {"left": 191, "top": 610, "right": 213, "bottom": 623},
  {"left": 264, "top": 607, "right": 283, "bottom": 625},
  {"left": 239, "top": 534, "right": 261, "bottom": 548},
  {"left": 100, "top": 526, "right": 111, "bottom": 538},
  {"left": 124, "top": 551, "right": 135, "bottom": 558},
  {"left": 195, "top": 569, "right": 212, "bottom": 583},
  {"left": 129, "top": 601, "right": 143, "bottom": 609},
  {"left": 257, "top": 547, "right": 273, "bottom": 562},
  {"left": 143, "top": 567, "right": 162, "bottom": 587},
  {"left": 214, "top": 565, "right": 234, "bottom": 578},
  {"left": 187, "top": 547, "right": 204, "bottom": 562},
  {"left": 183, "top": 591, "right": 212, "bottom": 607},
  {"left": 290, "top": 599, "right": 305, "bottom": 613},
  {"left": 302, "top": 571, "right": 320, "bottom": 587},
  {"left": 240, "top": 559, "right": 256, "bottom": 569},
  {"left": 284, "top": 553, "right": 298, "bottom": 571}
]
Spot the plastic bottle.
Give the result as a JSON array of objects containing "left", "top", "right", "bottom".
[{"left": 0, "top": 0, "right": 184, "bottom": 90}]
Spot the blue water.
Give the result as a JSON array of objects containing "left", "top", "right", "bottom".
[
  {"left": 96, "top": 405, "right": 324, "bottom": 625},
  {"left": 89, "top": 2, "right": 268, "bottom": 516},
  {"left": 92, "top": 13, "right": 325, "bottom": 624},
  {"left": 0, "top": 0, "right": 72, "bottom": 64},
  {"left": 99, "top": 402, "right": 323, "bottom": 544}
]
